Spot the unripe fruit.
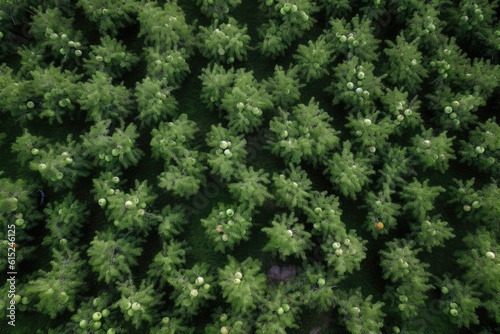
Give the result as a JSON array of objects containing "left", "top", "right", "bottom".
[
  {"left": 79, "top": 320, "right": 88, "bottom": 328},
  {"left": 486, "top": 251, "right": 495, "bottom": 259},
  {"left": 131, "top": 302, "right": 141, "bottom": 311},
  {"left": 277, "top": 307, "right": 284, "bottom": 315},
  {"left": 92, "top": 312, "right": 102, "bottom": 321},
  {"left": 317, "top": 278, "right": 326, "bottom": 286},
  {"left": 190, "top": 289, "right": 198, "bottom": 297}
]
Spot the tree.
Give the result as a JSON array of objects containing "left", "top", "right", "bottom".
[
  {"left": 383, "top": 34, "right": 428, "bottom": 95},
  {"left": 199, "top": 63, "right": 236, "bottom": 111},
  {"left": 81, "top": 120, "right": 144, "bottom": 170},
  {"left": 437, "top": 276, "right": 481, "bottom": 328},
  {"left": 262, "top": 212, "right": 312, "bottom": 261},
  {"left": 201, "top": 203, "right": 253, "bottom": 253},
  {"left": 412, "top": 215, "right": 455, "bottom": 252},
  {"left": 83, "top": 35, "right": 139, "bottom": 79},
  {"left": 167, "top": 263, "right": 215, "bottom": 318},
  {"left": 345, "top": 110, "right": 395, "bottom": 153},
  {"left": 324, "top": 141, "right": 375, "bottom": 200},
  {"left": 145, "top": 48, "right": 191, "bottom": 88},
  {"left": 70, "top": 293, "right": 119, "bottom": 333},
  {"left": 148, "top": 240, "right": 187, "bottom": 288},
  {"left": 293, "top": 36, "right": 334, "bottom": 82},
  {"left": 197, "top": 18, "right": 251, "bottom": 63},
  {"left": 254, "top": 282, "right": 302, "bottom": 334},
  {"left": 300, "top": 263, "right": 336, "bottom": 312},
  {"left": 268, "top": 99, "right": 340, "bottom": 166},
  {"left": 380, "top": 88, "right": 423, "bottom": 136},
  {"left": 305, "top": 191, "right": 344, "bottom": 236},
  {"left": 77, "top": 0, "right": 137, "bottom": 35},
  {"left": 263, "top": 65, "right": 303, "bottom": 107},
  {"left": 29, "top": 7, "right": 85, "bottom": 66},
  {"left": 12, "top": 131, "right": 90, "bottom": 191},
  {"left": 204, "top": 308, "right": 251, "bottom": 334},
  {"left": 205, "top": 124, "right": 247, "bottom": 182},
  {"left": 335, "top": 289, "right": 385, "bottom": 334},
  {"left": 272, "top": 164, "right": 312, "bottom": 209},
  {"left": 78, "top": 71, "right": 133, "bottom": 124},
  {"left": 196, "top": 0, "right": 242, "bottom": 20},
  {"left": 115, "top": 279, "right": 162, "bottom": 329},
  {"left": 25, "top": 65, "right": 82, "bottom": 124},
  {"left": 459, "top": 118, "right": 500, "bottom": 177},
  {"left": 92, "top": 175, "right": 157, "bottom": 232},
  {"left": 327, "top": 15, "right": 380, "bottom": 62},
  {"left": 150, "top": 316, "right": 194, "bottom": 334},
  {"left": 135, "top": 77, "right": 178, "bottom": 128},
  {"left": 410, "top": 127, "right": 456, "bottom": 173},
  {"left": 321, "top": 228, "right": 367, "bottom": 277},
  {"left": 218, "top": 256, "right": 267, "bottom": 314},
  {"left": 87, "top": 232, "right": 142, "bottom": 284},
  {"left": 24, "top": 248, "right": 86, "bottom": 318},
  {"left": 363, "top": 184, "right": 401, "bottom": 237},
  {"left": 137, "top": 2, "right": 195, "bottom": 55},
  {"left": 42, "top": 194, "right": 87, "bottom": 249},
  {"left": 327, "top": 56, "right": 385, "bottom": 112},
  {"left": 400, "top": 178, "right": 445, "bottom": 221},
  {"left": 448, "top": 178, "right": 483, "bottom": 221},
  {"left": 157, "top": 152, "right": 207, "bottom": 198},
  {"left": 228, "top": 167, "right": 273, "bottom": 209},
  {"left": 220, "top": 69, "right": 273, "bottom": 134}
]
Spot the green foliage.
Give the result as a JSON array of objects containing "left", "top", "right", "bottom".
[
  {"left": 437, "top": 276, "right": 481, "bottom": 328},
  {"left": 293, "top": 36, "right": 333, "bottom": 82},
  {"left": 25, "top": 248, "right": 86, "bottom": 318},
  {"left": 448, "top": 178, "right": 483, "bottom": 221},
  {"left": 404, "top": 2, "right": 446, "bottom": 50},
  {"left": 29, "top": 7, "right": 85, "bottom": 66},
  {"left": 272, "top": 164, "right": 312, "bottom": 209},
  {"left": 0, "top": 178, "right": 38, "bottom": 215},
  {"left": 167, "top": 263, "right": 216, "bottom": 318},
  {"left": 300, "top": 263, "right": 336, "bottom": 312},
  {"left": 77, "top": 0, "right": 137, "bottom": 36},
  {"left": 137, "top": 2, "right": 195, "bottom": 55},
  {"left": 26, "top": 65, "right": 82, "bottom": 124},
  {"left": 92, "top": 175, "right": 157, "bottom": 232},
  {"left": 204, "top": 308, "right": 251, "bottom": 334},
  {"left": 263, "top": 65, "right": 303, "bottom": 107},
  {"left": 254, "top": 282, "right": 302, "bottom": 334},
  {"left": 262, "top": 212, "right": 312, "bottom": 261},
  {"left": 380, "top": 240, "right": 433, "bottom": 318},
  {"left": 196, "top": 0, "right": 242, "bottom": 20},
  {"left": 205, "top": 124, "right": 247, "bottom": 182},
  {"left": 412, "top": 215, "right": 455, "bottom": 252},
  {"left": 327, "top": 15, "right": 380, "bottom": 62},
  {"left": 400, "top": 178, "right": 445, "bottom": 221},
  {"left": 228, "top": 167, "right": 273, "bottom": 209},
  {"left": 70, "top": 293, "right": 119, "bottom": 333},
  {"left": 199, "top": 63, "right": 236, "bottom": 111},
  {"left": 305, "top": 191, "right": 344, "bottom": 236},
  {"left": 411, "top": 127, "right": 456, "bottom": 173},
  {"left": 380, "top": 88, "right": 423, "bottom": 135},
  {"left": 220, "top": 69, "right": 273, "bottom": 134},
  {"left": 335, "top": 289, "right": 385, "bottom": 334},
  {"left": 426, "top": 86, "right": 486, "bottom": 130},
  {"left": 459, "top": 118, "right": 500, "bottom": 177},
  {"left": 201, "top": 202, "right": 253, "bottom": 253},
  {"left": 87, "top": 231, "right": 142, "bottom": 284},
  {"left": 218, "top": 256, "right": 266, "bottom": 314},
  {"left": 150, "top": 316, "right": 194, "bottom": 334},
  {"left": 81, "top": 120, "right": 144, "bottom": 170},
  {"left": 383, "top": 34, "right": 428, "bottom": 95},
  {"left": 148, "top": 240, "right": 187, "bottom": 288},
  {"left": 258, "top": 0, "right": 319, "bottom": 58},
  {"left": 135, "top": 76, "right": 178, "bottom": 128},
  {"left": 324, "top": 141, "right": 375, "bottom": 200},
  {"left": 345, "top": 110, "right": 395, "bottom": 152},
  {"left": 12, "top": 131, "right": 89, "bottom": 191},
  {"left": 363, "top": 184, "right": 401, "bottom": 237},
  {"left": 115, "top": 279, "right": 162, "bottom": 329},
  {"left": 83, "top": 36, "right": 139, "bottom": 79},
  {"left": 145, "top": 48, "right": 191, "bottom": 88},
  {"left": 79, "top": 71, "right": 133, "bottom": 124},
  {"left": 42, "top": 194, "right": 87, "bottom": 249},
  {"left": 151, "top": 114, "right": 206, "bottom": 198},
  {"left": 197, "top": 18, "right": 251, "bottom": 63},
  {"left": 321, "top": 228, "right": 367, "bottom": 277},
  {"left": 268, "top": 98, "right": 340, "bottom": 166},
  {"left": 327, "top": 56, "right": 385, "bottom": 112}
]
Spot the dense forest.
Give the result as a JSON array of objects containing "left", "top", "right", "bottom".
[{"left": 0, "top": 0, "right": 499, "bottom": 333}]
